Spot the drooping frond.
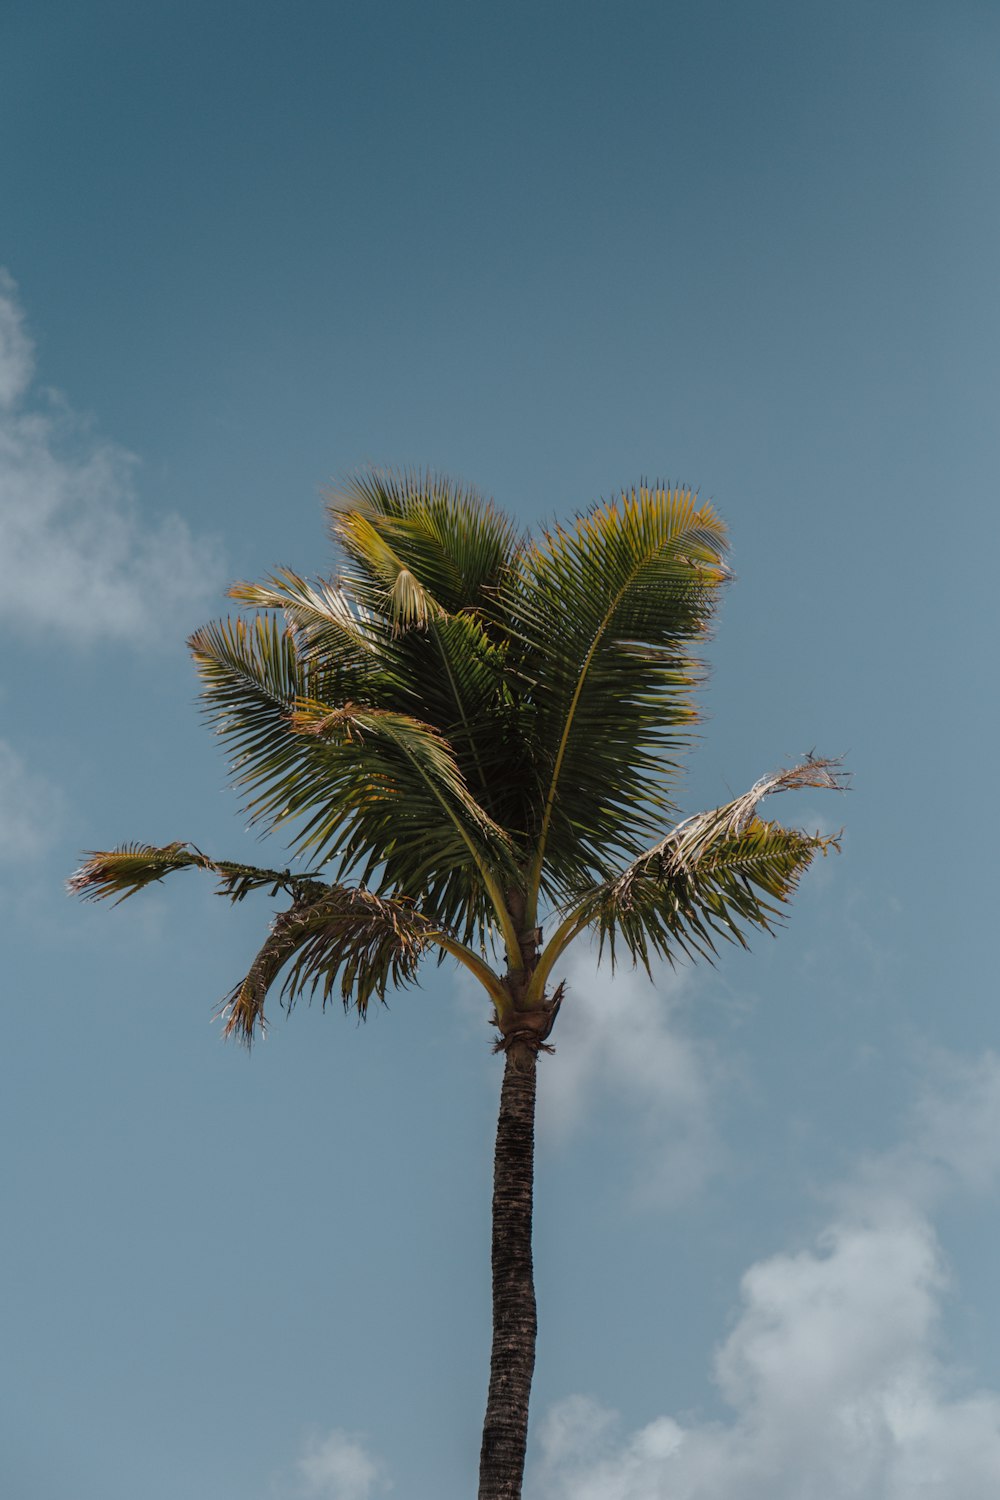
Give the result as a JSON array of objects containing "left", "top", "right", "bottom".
[
  {"left": 650, "top": 759, "right": 847, "bottom": 876},
  {"left": 287, "top": 697, "right": 510, "bottom": 851},
  {"left": 67, "top": 842, "right": 325, "bottom": 905},
  {"left": 499, "top": 485, "right": 730, "bottom": 913},
  {"left": 69, "top": 842, "right": 508, "bottom": 1035},
  {"left": 219, "top": 884, "right": 440, "bottom": 1044},
  {"left": 534, "top": 758, "right": 846, "bottom": 988},
  {"left": 599, "top": 820, "right": 839, "bottom": 968}
]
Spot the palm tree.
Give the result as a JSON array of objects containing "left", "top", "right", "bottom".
[{"left": 70, "top": 472, "right": 842, "bottom": 1500}]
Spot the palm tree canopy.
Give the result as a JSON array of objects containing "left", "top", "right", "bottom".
[{"left": 70, "top": 471, "right": 844, "bottom": 1038}]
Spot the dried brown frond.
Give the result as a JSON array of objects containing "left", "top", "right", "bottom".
[{"left": 657, "top": 755, "right": 847, "bottom": 877}]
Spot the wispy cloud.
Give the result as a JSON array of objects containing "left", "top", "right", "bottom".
[
  {"left": 536, "top": 948, "right": 724, "bottom": 1202},
  {"left": 0, "top": 739, "right": 64, "bottom": 862},
  {"left": 530, "top": 1051, "right": 1000, "bottom": 1499},
  {"left": 0, "top": 268, "right": 222, "bottom": 644},
  {"left": 293, "top": 1429, "right": 389, "bottom": 1500},
  {"left": 0, "top": 275, "right": 34, "bottom": 404}
]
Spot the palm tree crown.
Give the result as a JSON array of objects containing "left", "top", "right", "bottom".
[
  {"left": 70, "top": 470, "right": 843, "bottom": 1500},
  {"left": 72, "top": 470, "right": 840, "bottom": 1036}
]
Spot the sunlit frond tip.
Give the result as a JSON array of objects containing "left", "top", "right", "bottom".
[
  {"left": 67, "top": 843, "right": 221, "bottom": 903},
  {"left": 67, "top": 843, "right": 326, "bottom": 906}
]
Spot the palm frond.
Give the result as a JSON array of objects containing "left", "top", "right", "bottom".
[
  {"left": 219, "top": 884, "right": 439, "bottom": 1044},
  {"left": 70, "top": 843, "right": 509, "bottom": 1035},
  {"left": 289, "top": 701, "right": 490, "bottom": 818},
  {"left": 188, "top": 613, "right": 320, "bottom": 832},
  {"left": 653, "top": 758, "right": 847, "bottom": 875},
  {"left": 189, "top": 604, "right": 521, "bottom": 949},
  {"left": 227, "top": 568, "right": 515, "bottom": 819},
  {"left": 599, "top": 820, "right": 838, "bottom": 969},
  {"left": 67, "top": 842, "right": 325, "bottom": 905},
  {"left": 288, "top": 698, "right": 520, "bottom": 946},
  {"left": 501, "top": 485, "right": 731, "bottom": 914},
  {"left": 228, "top": 569, "right": 385, "bottom": 677},
  {"left": 330, "top": 506, "right": 447, "bottom": 631},
  {"left": 367, "top": 612, "right": 513, "bottom": 815},
  {"left": 533, "top": 758, "right": 845, "bottom": 989},
  {"left": 327, "top": 469, "right": 524, "bottom": 624}
]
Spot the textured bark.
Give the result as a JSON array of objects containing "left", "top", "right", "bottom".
[{"left": 478, "top": 1039, "right": 538, "bottom": 1500}]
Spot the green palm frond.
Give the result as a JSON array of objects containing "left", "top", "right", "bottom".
[
  {"left": 187, "top": 613, "right": 321, "bottom": 831},
  {"left": 219, "top": 884, "right": 440, "bottom": 1044},
  {"left": 331, "top": 506, "right": 447, "bottom": 631},
  {"left": 190, "top": 616, "right": 488, "bottom": 845},
  {"left": 501, "top": 486, "right": 731, "bottom": 915},
  {"left": 228, "top": 569, "right": 385, "bottom": 677},
  {"left": 597, "top": 757, "right": 843, "bottom": 964},
  {"left": 327, "top": 470, "right": 523, "bottom": 625},
  {"left": 229, "top": 568, "right": 516, "bottom": 821},
  {"left": 287, "top": 696, "right": 510, "bottom": 852},
  {"left": 376, "top": 613, "right": 513, "bottom": 814},
  {"left": 190, "top": 584, "right": 524, "bottom": 954},
  {"left": 287, "top": 698, "right": 519, "bottom": 946}
]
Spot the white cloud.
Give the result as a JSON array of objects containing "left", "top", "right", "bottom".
[
  {"left": 295, "top": 1430, "right": 388, "bottom": 1500},
  {"left": 0, "top": 272, "right": 34, "bottom": 404},
  {"left": 834, "top": 1050, "right": 1000, "bottom": 1221},
  {"left": 0, "top": 268, "right": 222, "bottom": 643},
  {"left": 0, "top": 738, "right": 64, "bottom": 862},
  {"left": 536, "top": 948, "right": 724, "bottom": 1201},
  {"left": 529, "top": 1052, "right": 1000, "bottom": 1499},
  {"left": 912, "top": 1050, "right": 1000, "bottom": 1194}
]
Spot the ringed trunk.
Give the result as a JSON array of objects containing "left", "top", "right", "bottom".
[{"left": 478, "top": 1038, "right": 539, "bottom": 1500}]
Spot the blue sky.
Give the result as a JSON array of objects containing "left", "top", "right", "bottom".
[{"left": 2, "top": 2, "right": 999, "bottom": 1496}]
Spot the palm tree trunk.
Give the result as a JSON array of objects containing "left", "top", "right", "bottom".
[{"left": 478, "top": 1039, "right": 538, "bottom": 1500}]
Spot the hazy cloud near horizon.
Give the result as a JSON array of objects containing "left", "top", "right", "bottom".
[{"left": 0, "top": 270, "right": 222, "bottom": 644}]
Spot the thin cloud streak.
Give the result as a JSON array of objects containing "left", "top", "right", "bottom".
[
  {"left": 0, "top": 739, "right": 64, "bottom": 863},
  {"left": 0, "top": 268, "right": 222, "bottom": 644}
]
